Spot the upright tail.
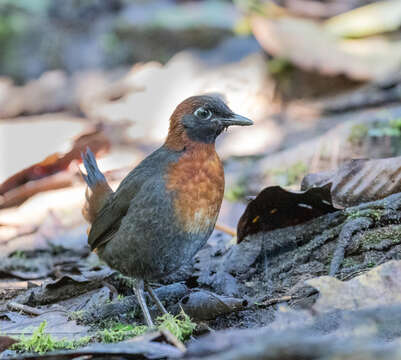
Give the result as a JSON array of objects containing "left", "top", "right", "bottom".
[{"left": 81, "top": 148, "right": 112, "bottom": 224}]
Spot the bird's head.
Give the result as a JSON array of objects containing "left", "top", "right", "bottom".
[{"left": 165, "top": 95, "right": 253, "bottom": 151}]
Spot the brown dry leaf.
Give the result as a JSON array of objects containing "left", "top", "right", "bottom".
[
  {"left": 0, "top": 126, "right": 111, "bottom": 208},
  {"left": 306, "top": 260, "right": 401, "bottom": 312},
  {"left": 301, "top": 157, "right": 401, "bottom": 208},
  {"left": 237, "top": 184, "right": 337, "bottom": 242},
  {"left": 0, "top": 336, "right": 18, "bottom": 354},
  {"left": 251, "top": 15, "right": 401, "bottom": 81}
]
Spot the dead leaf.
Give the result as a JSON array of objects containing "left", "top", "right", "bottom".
[
  {"left": 0, "top": 256, "right": 52, "bottom": 280},
  {"left": 1, "top": 311, "right": 89, "bottom": 341},
  {"left": 301, "top": 157, "right": 401, "bottom": 207},
  {"left": 0, "top": 126, "right": 110, "bottom": 208},
  {"left": 16, "top": 272, "right": 112, "bottom": 306},
  {"left": 278, "top": 0, "right": 359, "bottom": 19},
  {"left": 0, "top": 71, "right": 73, "bottom": 119},
  {"left": 0, "top": 336, "right": 18, "bottom": 353},
  {"left": 180, "top": 290, "right": 248, "bottom": 320},
  {"left": 0, "top": 172, "right": 76, "bottom": 209},
  {"left": 306, "top": 260, "right": 401, "bottom": 312},
  {"left": 7, "top": 341, "right": 182, "bottom": 360},
  {"left": 237, "top": 184, "right": 337, "bottom": 242},
  {"left": 251, "top": 15, "right": 401, "bottom": 81},
  {"left": 325, "top": 0, "right": 401, "bottom": 38}
]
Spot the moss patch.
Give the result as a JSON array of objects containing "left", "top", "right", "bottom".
[
  {"left": 348, "top": 123, "right": 369, "bottom": 145},
  {"left": 10, "top": 311, "right": 197, "bottom": 354},
  {"left": 11, "top": 321, "right": 91, "bottom": 355},
  {"left": 157, "top": 311, "right": 196, "bottom": 341},
  {"left": 269, "top": 162, "right": 308, "bottom": 187},
  {"left": 361, "top": 224, "right": 401, "bottom": 248},
  {"left": 225, "top": 184, "right": 246, "bottom": 202},
  {"left": 97, "top": 323, "right": 147, "bottom": 343},
  {"left": 345, "top": 208, "right": 383, "bottom": 222}
]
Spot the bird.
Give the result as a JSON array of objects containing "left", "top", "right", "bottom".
[{"left": 81, "top": 94, "right": 253, "bottom": 327}]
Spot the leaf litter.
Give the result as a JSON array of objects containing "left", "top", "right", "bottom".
[{"left": 3, "top": 11, "right": 401, "bottom": 358}]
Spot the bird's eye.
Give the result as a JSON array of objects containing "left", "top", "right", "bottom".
[{"left": 194, "top": 107, "right": 212, "bottom": 120}]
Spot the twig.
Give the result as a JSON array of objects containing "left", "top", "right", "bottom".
[
  {"left": 0, "top": 172, "right": 75, "bottom": 209},
  {"left": 7, "top": 302, "right": 44, "bottom": 316},
  {"left": 215, "top": 223, "right": 236, "bottom": 237},
  {"left": 256, "top": 295, "right": 292, "bottom": 307}
]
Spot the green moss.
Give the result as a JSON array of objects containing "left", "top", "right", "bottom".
[
  {"left": 345, "top": 209, "right": 361, "bottom": 220},
  {"left": 349, "top": 117, "right": 401, "bottom": 148},
  {"left": 157, "top": 311, "right": 196, "bottom": 341},
  {"left": 69, "top": 310, "right": 84, "bottom": 322},
  {"left": 270, "top": 162, "right": 308, "bottom": 187},
  {"left": 10, "top": 250, "right": 26, "bottom": 259},
  {"left": 348, "top": 123, "right": 369, "bottom": 145},
  {"left": 345, "top": 208, "right": 382, "bottom": 222},
  {"left": 361, "top": 224, "right": 401, "bottom": 248},
  {"left": 267, "top": 57, "right": 292, "bottom": 75},
  {"left": 10, "top": 312, "right": 196, "bottom": 354},
  {"left": 225, "top": 184, "right": 246, "bottom": 202},
  {"left": 11, "top": 321, "right": 91, "bottom": 354},
  {"left": 369, "top": 209, "right": 382, "bottom": 221},
  {"left": 362, "top": 232, "right": 383, "bottom": 246},
  {"left": 342, "top": 257, "right": 358, "bottom": 268},
  {"left": 97, "top": 311, "right": 196, "bottom": 343},
  {"left": 234, "top": 17, "right": 252, "bottom": 35},
  {"left": 97, "top": 323, "right": 147, "bottom": 343},
  {"left": 368, "top": 117, "right": 401, "bottom": 138}
]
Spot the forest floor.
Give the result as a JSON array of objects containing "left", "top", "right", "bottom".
[{"left": 3, "top": 2, "right": 401, "bottom": 358}]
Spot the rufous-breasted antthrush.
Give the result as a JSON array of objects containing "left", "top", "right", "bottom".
[{"left": 81, "top": 95, "right": 253, "bottom": 326}]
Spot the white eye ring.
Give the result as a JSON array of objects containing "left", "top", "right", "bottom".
[{"left": 194, "top": 107, "right": 212, "bottom": 120}]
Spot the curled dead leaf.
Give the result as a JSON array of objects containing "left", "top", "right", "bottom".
[
  {"left": 237, "top": 184, "right": 337, "bottom": 242},
  {"left": 325, "top": 0, "right": 401, "bottom": 38},
  {"left": 180, "top": 290, "right": 248, "bottom": 320},
  {"left": 306, "top": 260, "right": 401, "bottom": 312},
  {"left": 251, "top": 15, "right": 401, "bottom": 81},
  {"left": 0, "top": 126, "right": 110, "bottom": 208},
  {"left": 0, "top": 336, "right": 18, "bottom": 354},
  {"left": 301, "top": 157, "right": 401, "bottom": 208}
]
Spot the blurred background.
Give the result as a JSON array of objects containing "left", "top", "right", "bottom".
[{"left": 2, "top": 0, "right": 401, "bottom": 244}]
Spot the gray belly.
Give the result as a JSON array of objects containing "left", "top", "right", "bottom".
[
  {"left": 98, "top": 226, "right": 211, "bottom": 280},
  {"left": 96, "top": 174, "right": 217, "bottom": 280}
]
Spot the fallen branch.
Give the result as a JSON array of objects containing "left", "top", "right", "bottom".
[
  {"left": 215, "top": 223, "right": 236, "bottom": 237},
  {"left": 7, "top": 301, "right": 44, "bottom": 316},
  {"left": 256, "top": 296, "right": 293, "bottom": 308}
]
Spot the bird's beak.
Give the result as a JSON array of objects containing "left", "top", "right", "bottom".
[{"left": 219, "top": 114, "right": 253, "bottom": 127}]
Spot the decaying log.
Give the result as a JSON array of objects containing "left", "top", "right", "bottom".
[
  {"left": 194, "top": 191, "right": 401, "bottom": 310},
  {"left": 251, "top": 192, "right": 401, "bottom": 298}
]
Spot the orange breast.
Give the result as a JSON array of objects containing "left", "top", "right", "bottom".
[{"left": 165, "top": 143, "right": 224, "bottom": 234}]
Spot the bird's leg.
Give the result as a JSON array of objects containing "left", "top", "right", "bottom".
[
  {"left": 145, "top": 282, "right": 168, "bottom": 315},
  {"left": 133, "top": 279, "right": 154, "bottom": 327}
]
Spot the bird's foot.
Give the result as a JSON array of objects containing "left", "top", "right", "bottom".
[
  {"left": 133, "top": 279, "right": 154, "bottom": 327},
  {"left": 145, "top": 282, "right": 168, "bottom": 315}
]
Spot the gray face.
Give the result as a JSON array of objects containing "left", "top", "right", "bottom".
[{"left": 181, "top": 96, "right": 253, "bottom": 143}]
